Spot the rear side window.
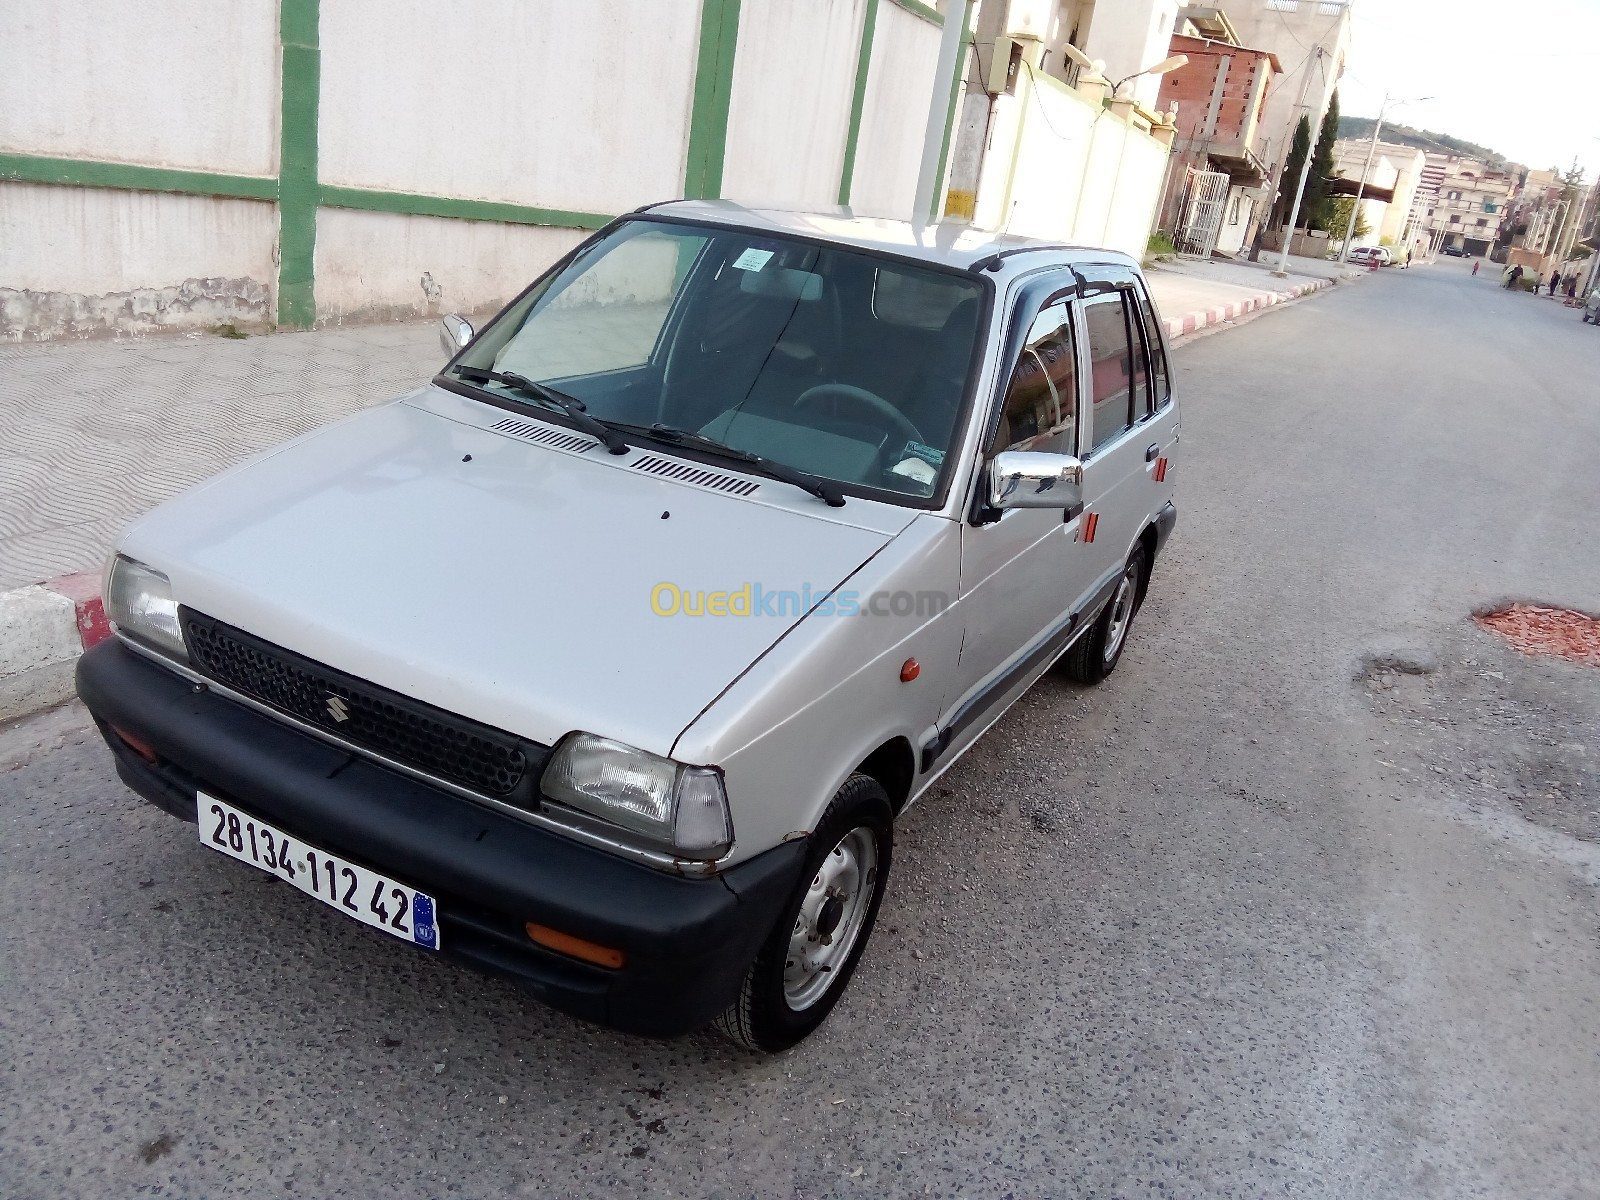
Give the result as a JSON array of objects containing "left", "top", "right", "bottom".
[
  {"left": 990, "top": 305, "right": 1078, "bottom": 453},
  {"left": 1134, "top": 285, "right": 1171, "bottom": 412},
  {"left": 1083, "top": 294, "right": 1134, "bottom": 451}
]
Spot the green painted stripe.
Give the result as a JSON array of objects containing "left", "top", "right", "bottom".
[
  {"left": 929, "top": 15, "right": 972, "bottom": 221},
  {"left": 0, "top": 153, "right": 275, "bottom": 200},
  {"left": 684, "top": 0, "right": 742, "bottom": 199},
  {"left": 885, "top": 0, "right": 942, "bottom": 26},
  {"left": 838, "top": 0, "right": 880, "bottom": 207},
  {"left": 277, "top": 0, "right": 320, "bottom": 328},
  {"left": 319, "top": 186, "right": 610, "bottom": 229}
]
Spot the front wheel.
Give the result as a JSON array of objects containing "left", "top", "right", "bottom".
[
  {"left": 714, "top": 774, "right": 893, "bottom": 1053},
  {"left": 1060, "top": 547, "right": 1147, "bottom": 685}
]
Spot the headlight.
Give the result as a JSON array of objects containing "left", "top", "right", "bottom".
[
  {"left": 541, "top": 734, "right": 733, "bottom": 859},
  {"left": 104, "top": 555, "right": 186, "bottom": 661}
]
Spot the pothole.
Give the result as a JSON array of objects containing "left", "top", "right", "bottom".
[{"left": 1473, "top": 605, "right": 1600, "bottom": 667}]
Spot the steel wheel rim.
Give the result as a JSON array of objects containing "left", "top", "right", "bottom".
[
  {"left": 784, "top": 826, "right": 878, "bottom": 1011},
  {"left": 1103, "top": 566, "right": 1138, "bottom": 664}
]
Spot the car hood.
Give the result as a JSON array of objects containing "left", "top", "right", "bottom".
[{"left": 120, "top": 392, "right": 914, "bottom": 757}]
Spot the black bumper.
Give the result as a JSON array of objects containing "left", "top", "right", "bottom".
[
  {"left": 76, "top": 639, "right": 806, "bottom": 1038},
  {"left": 1154, "top": 501, "right": 1177, "bottom": 553}
]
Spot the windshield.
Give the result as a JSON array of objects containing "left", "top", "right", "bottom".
[{"left": 452, "top": 219, "right": 985, "bottom": 502}]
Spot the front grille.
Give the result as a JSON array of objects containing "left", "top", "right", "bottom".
[{"left": 180, "top": 609, "right": 544, "bottom": 798}]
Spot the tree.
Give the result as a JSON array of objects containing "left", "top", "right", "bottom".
[
  {"left": 1305, "top": 91, "right": 1341, "bottom": 231},
  {"left": 1273, "top": 93, "right": 1343, "bottom": 231},
  {"left": 1327, "top": 196, "right": 1371, "bottom": 242},
  {"left": 1273, "top": 116, "right": 1312, "bottom": 229}
]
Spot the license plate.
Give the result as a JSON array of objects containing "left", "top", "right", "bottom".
[{"left": 197, "top": 794, "right": 439, "bottom": 950}]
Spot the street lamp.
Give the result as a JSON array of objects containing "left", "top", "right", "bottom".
[
  {"left": 1111, "top": 54, "right": 1189, "bottom": 98},
  {"left": 1337, "top": 92, "right": 1432, "bottom": 264}
]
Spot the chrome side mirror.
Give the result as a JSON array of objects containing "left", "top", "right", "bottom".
[
  {"left": 987, "top": 450, "right": 1083, "bottom": 511},
  {"left": 439, "top": 313, "right": 474, "bottom": 357}
]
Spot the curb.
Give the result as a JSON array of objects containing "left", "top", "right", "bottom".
[
  {"left": 0, "top": 571, "right": 110, "bottom": 723},
  {"left": 1163, "top": 275, "right": 1335, "bottom": 341}
]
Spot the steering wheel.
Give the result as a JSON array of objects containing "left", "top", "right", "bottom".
[{"left": 793, "top": 383, "right": 923, "bottom": 451}]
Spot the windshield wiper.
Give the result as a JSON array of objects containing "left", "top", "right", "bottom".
[
  {"left": 628, "top": 424, "right": 846, "bottom": 508},
  {"left": 450, "top": 366, "right": 630, "bottom": 455}
]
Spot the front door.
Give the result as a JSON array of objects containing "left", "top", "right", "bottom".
[{"left": 945, "top": 301, "right": 1084, "bottom": 736}]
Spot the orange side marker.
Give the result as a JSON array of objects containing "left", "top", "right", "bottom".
[
  {"left": 1153, "top": 457, "right": 1168, "bottom": 483},
  {"left": 1083, "top": 512, "right": 1099, "bottom": 543}
]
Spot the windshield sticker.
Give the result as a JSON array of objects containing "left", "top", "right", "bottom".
[
  {"left": 732, "top": 247, "right": 775, "bottom": 272},
  {"left": 901, "top": 440, "right": 946, "bottom": 467}
]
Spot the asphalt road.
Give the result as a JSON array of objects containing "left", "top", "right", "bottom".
[{"left": 4, "top": 258, "right": 1598, "bottom": 1199}]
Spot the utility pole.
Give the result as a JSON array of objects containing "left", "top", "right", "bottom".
[
  {"left": 1337, "top": 93, "right": 1388, "bottom": 263},
  {"left": 1249, "top": 43, "right": 1319, "bottom": 263},
  {"left": 1274, "top": 47, "right": 1325, "bottom": 278}
]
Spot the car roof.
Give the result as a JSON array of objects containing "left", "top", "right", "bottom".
[{"left": 638, "top": 199, "right": 1140, "bottom": 275}]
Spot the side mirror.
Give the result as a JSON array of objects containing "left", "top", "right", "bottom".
[
  {"left": 439, "top": 313, "right": 474, "bottom": 357},
  {"left": 987, "top": 450, "right": 1083, "bottom": 512}
]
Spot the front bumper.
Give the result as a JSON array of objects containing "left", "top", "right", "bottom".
[{"left": 76, "top": 638, "right": 805, "bottom": 1038}]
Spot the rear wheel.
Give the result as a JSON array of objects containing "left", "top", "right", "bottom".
[
  {"left": 714, "top": 774, "right": 892, "bottom": 1053},
  {"left": 1060, "top": 547, "right": 1146, "bottom": 685}
]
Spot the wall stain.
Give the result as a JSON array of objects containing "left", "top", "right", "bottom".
[{"left": 0, "top": 276, "right": 270, "bottom": 341}]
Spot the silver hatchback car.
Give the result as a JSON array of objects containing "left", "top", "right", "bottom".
[{"left": 79, "top": 201, "right": 1178, "bottom": 1052}]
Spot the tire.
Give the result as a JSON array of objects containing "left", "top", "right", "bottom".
[
  {"left": 1060, "top": 547, "right": 1147, "bottom": 685},
  {"left": 714, "top": 774, "right": 893, "bottom": 1053}
]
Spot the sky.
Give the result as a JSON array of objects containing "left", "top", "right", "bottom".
[{"left": 1337, "top": 0, "right": 1600, "bottom": 178}]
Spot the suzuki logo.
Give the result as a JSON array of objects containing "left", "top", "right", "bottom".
[{"left": 325, "top": 695, "right": 350, "bottom": 723}]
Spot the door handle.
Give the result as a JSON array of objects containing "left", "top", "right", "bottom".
[{"left": 1145, "top": 443, "right": 1160, "bottom": 463}]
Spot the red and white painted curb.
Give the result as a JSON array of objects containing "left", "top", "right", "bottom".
[
  {"left": 0, "top": 571, "right": 111, "bottom": 723},
  {"left": 1163, "top": 276, "right": 1333, "bottom": 341}
]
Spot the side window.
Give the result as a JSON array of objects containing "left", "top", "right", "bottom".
[
  {"left": 1136, "top": 284, "right": 1172, "bottom": 411},
  {"left": 1083, "top": 294, "right": 1135, "bottom": 451},
  {"left": 990, "top": 304, "right": 1078, "bottom": 454}
]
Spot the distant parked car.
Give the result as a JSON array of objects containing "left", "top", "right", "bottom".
[
  {"left": 1583, "top": 289, "right": 1600, "bottom": 325},
  {"left": 1350, "top": 246, "right": 1391, "bottom": 268},
  {"left": 1442, "top": 245, "right": 1468, "bottom": 258}
]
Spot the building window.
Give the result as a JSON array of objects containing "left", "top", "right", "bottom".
[
  {"left": 1476, "top": 218, "right": 1487, "bottom": 227},
  {"left": 1447, "top": 190, "right": 1460, "bottom": 200},
  {"left": 1229, "top": 194, "right": 1242, "bottom": 225},
  {"left": 1449, "top": 215, "right": 1460, "bottom": 224}
]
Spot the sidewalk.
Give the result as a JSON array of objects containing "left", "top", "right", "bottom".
[
  {"left": 1145, "top": 253, "right": 1362, "bottom": 341},
  {"left": 1, "top": 259, "right": 1348, "bottom": 719}
]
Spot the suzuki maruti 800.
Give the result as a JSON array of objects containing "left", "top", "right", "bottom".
[{"left": 79, "top": 201, "right": 1177, "bottom": 1051}]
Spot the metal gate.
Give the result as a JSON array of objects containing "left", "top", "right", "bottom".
[{"left": 1175, "top": 168, "right": 1230, "bottom": 259}]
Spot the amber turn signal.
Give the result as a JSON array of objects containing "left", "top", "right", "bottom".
[
  {"left": 899, "top": 658, "right": 921, "bottom": 682},
  {"left": 110, "top": 724, "right": 158, "bottom": 764},
  {"left": 525, "top": 922, "right": 626, "bottom": 969}
]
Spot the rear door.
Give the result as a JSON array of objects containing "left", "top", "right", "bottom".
[{"left": 1074, "top": 265, "right": 1177, "bottom": 603}]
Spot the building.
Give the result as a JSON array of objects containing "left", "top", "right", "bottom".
[
  {"left": 1416, "top": 154, "right": 1517, "bottom": 257},
  {"left": 1328, "top": 138, "right": 1427, "bottom": 250},
  {"left": 1152, "top": 9, "right": 1282, "bottom": 256},
  {"left": 1220, "top": 0, "right": 1352, "bottom": 214}
]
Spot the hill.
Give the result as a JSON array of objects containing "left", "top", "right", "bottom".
[{"left": 1337, "top": 117, "right": 1508, "bottom": 165}]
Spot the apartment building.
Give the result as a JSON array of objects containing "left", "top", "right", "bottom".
[
  {"left": 1153, "top": 7, "right": 1281, "bottom": 255},
  {"left": 1417, "top": 154, "right": 1517, "bottom": 257}
]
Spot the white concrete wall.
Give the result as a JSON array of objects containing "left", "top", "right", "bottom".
[
  {"left": 849, "top": 2, "right": 944, "bottom": 220},
  {"left": 0, "top": 1, "right": 278, "bottom": 175},
  {"left": 0, "top": 184, "right": 276, "bottom": 339},
  {"left": 971, "top": 71, "right": 1168, "bottom": 261},
  {"left": 318, "top": 0, "right": 700, "bottom": 213},
  {"left": 721, "top": 0, "right": 866, "bottom": 210},
  {"left": 313, "top": 209, "right": 589, "bottom": 323}
]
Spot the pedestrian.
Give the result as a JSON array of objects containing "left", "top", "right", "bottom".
[
  {"left": 1548, "top": 270, "right": 1561, "bottom": 296},
  {"left": 1472, "top": 260, "right": 1480, "bottom": 276},
  {"left": 1506, "top": 264, "right": 1524, "bottom": 289},
  {"left": 1565, "top": 274, "right": 1581, "bottom": 307}
]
